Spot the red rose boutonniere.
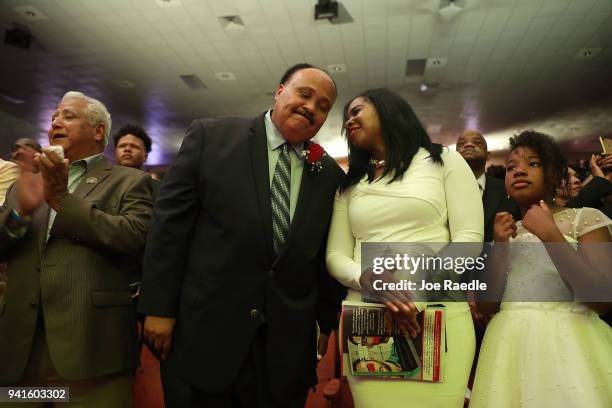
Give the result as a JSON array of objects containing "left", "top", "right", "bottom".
[{"left": 302, "top": 143, "right": 326, "bottom": 174}]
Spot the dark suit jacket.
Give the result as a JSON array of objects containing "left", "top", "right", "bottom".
[
  {"left": 482, "top": 175, "right": 519, "bottom": 243},
  {"left": 0, "top": 158, "right": 154, "bottom": 384},
  {"left": 138, "top": 114, "right": 345, "bottom": 401}
]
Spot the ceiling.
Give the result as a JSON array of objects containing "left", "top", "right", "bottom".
[{"left": 0, "top": 0, "right": 611, "bottom": 166}]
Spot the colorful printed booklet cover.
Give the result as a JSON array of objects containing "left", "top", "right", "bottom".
[{"left": 340, "top": 301, "right": 446, "bottom": 382}]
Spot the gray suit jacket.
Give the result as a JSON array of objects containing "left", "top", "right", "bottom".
[{"left": 0, "top": 157, "right": 153, "bottom": 384}]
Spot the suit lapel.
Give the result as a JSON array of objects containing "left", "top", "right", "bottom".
[
  {"left": 34, "top": 204, "right": 50, "bottom": 256},
  {"left": 72, "top": 157, "right": 112, "bottom": 199},
  {"left": 248, "top": 115, "right": 275, "bottom": 261}
]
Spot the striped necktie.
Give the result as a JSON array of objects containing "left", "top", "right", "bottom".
[{"left": 271, "top": 143, "right": 291, "bottom": 254}]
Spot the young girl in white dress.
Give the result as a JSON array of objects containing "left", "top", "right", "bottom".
[{"left": 471, "top": 130, "right": 612, "bottom": 408}]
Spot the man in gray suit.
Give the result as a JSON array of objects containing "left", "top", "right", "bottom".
[{"left": 0, "top": 91, "right": 154, "bottom": 407}]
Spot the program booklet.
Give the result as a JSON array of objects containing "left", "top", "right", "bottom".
[{"left": 340, "top": 301, "right": 446, "bottom": 382}]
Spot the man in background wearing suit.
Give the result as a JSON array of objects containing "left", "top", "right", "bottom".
[
  {"left": 456, "top": 130, "right": 515, "bottom": 242},
  {"left": 0, "top": 91, "right": 154, "bottom": 407},
  {"left": 10, "top": 137, "right": 42, "bottom": 163},
  {"left": 138, "top": 63, "right": 345, "bottom": 407}
]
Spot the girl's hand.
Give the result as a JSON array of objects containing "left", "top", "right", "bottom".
[
  {"left": 493, "top": 211, "right": 517, "bottom": 242},
  {"left": 522, "top": 200, "right": 561, "bottom": 241}
]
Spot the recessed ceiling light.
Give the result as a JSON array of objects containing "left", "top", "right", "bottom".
[
  {"left": 438, "top": 0, "right": 462, "bottom": 21},
  {"left": 155, "top": 0, "right": 181, "bottom": 8},
  {"left": 574, "top": 48, "right": 601, "bottom": 59},
  {"left": 427, "top": 57, "right": 447, "bottom": 68},
  {"left": 419, "top": 82, "right": 439, "bottom": 92},
  {"left": 215, "top": 72, "right": 236, "bottom": 81},
  {"left": 327, "top": 63, "right": 347, "bottom": 73},
  {"left": 13, "top": 6, "right": 48, "bottom": 21}
]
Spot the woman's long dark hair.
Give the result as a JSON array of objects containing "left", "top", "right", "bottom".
[{"left": 340, "top": 88, "right": 443, "bottom": 191}]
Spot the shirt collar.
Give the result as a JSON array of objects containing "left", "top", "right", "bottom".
[
  {"left": 477, "top": 173, "right": 486, "bottom": 192},
  {"left": 264, "top": 110, "right": 304, "bottom": 157},
  {"left": 72, "top": 153, "right": 104, "bottom": 171}
]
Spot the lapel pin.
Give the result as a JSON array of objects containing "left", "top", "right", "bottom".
[{"left": 86, "top": 177, "right": 98, "bottom": 184}]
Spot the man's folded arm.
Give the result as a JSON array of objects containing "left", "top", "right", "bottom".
[{"left": 50, "top": 173, "right": 154, "bottom": 255}]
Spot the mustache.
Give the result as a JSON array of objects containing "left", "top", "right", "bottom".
[{"left": 294, "top": 108, "right": 314, "bottom": 125}]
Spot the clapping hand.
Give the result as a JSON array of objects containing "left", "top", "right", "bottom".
[
  {"left": 34, "top": 150, "right": 69, "bottom": 211},
  {"left": 15, "top": 170, "right": 44, "bottom": 216}
]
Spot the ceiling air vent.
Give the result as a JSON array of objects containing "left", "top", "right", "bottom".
[
  {"left": 180, "top": 75, "right": 207, "bottom": 90},
  {"left": 405, "top": 59, "right": 427, "bottom": 77}
]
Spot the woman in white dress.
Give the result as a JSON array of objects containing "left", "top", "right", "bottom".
[
  {"left": 326, "top": 88, "right": 484, "bottom": 407},
  {"left": 471, "top": 130, "right": 612, "bottom": 408}
]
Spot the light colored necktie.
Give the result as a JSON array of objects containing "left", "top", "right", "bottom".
[{"left": 271, "top": 143, "right": 291, "bottom": 254}]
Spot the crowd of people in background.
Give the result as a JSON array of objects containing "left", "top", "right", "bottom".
[{"left": 0, "top": 62, "right": 610, "bottom": 408}]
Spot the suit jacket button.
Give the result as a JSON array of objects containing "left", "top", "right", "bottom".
[
  {"left": 29, "top": 302, "right": 38, "bottom": 309},
  {"left": 250, "top": 309, "right": 259, "bottom": 319}
]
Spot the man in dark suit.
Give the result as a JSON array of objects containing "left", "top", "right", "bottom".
[
  {"left": 0, "top": 91, "right": 154, "bottom": 406},
  {"left": 456, "top": 130, "right": 516, "bottom": 242},
  {"left": 138, "top": 63, "right": 345, "bottom": 407}
]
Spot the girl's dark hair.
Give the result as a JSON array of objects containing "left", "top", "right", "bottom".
[
  {"left": 340, "top": 88, "right": 442, "bottom": 191},
  {"left": 508, "top": 130, "right": 568, "bottom": 199}
]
